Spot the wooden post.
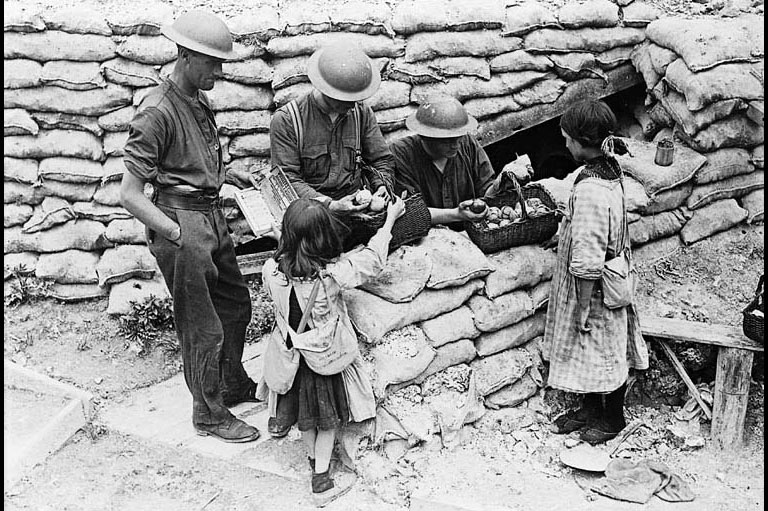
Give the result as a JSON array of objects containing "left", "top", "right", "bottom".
[{"left": 711, "top": 347, "right": 754, "bottom": 450}]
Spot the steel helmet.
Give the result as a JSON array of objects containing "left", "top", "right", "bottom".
[
  {"left": 406, "top": 95, "right": 478, "bottom": 138},
  {"left": 306, "top": 43, "right": 381, "bottom": 101},
  {"left": 161, "top": 11, "right": 236, "bottom": 61}
]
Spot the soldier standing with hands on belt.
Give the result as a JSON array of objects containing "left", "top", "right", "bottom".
[{"left": 120, "top": 11, "right": 261, "bottom": 443}]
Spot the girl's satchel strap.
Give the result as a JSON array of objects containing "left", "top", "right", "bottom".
[{"left": 296, "top": 278, "right": 322, "bottom": 334}]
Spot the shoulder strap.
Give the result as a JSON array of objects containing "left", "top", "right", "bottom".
[
  {"left": 286, "top": 100, "right": 303, "bottom": 156},
  {"left": 352, "top": 102, "right": 362, "bottom": 162},
  {"left": 296, "top": 279, "right": 322, "bottom": 334}
]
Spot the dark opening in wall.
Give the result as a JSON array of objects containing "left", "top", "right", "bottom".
[{"left": 483, "top": 83, "right": 648, "bottom": 181}]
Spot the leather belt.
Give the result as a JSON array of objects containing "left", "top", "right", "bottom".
[{"left": 155, "top": 189, "right": 221, "bottom": 211}]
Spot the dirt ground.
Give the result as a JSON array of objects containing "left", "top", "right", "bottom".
[{"left": 4, "top": 223, "right": 764, "bottom": 511}]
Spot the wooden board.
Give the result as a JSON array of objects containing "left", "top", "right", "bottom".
[
  {"left": 640, "top": 316, "right": 764, "bottom": 352},
  {"left": 476, "top": 64, "right": 643, "bottom": 147}
]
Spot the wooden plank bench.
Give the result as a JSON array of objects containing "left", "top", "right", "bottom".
[{"left": 640, "top": 316, "right": 763, "bottom": 450}]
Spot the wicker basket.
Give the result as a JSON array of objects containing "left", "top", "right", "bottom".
[
  {"left": 341, "top": 164, "right": 431, "bottom": 252},
  {"left": 742, "top": 275, "right": 764, "bottom": 343},
  {"left": 466, "top": 171, "right": 560, "bottom": 253}
]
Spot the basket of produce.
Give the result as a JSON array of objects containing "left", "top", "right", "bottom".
[
  {"left": 465, "top": 170, "right": 560, "bottom": 253},
  {"left": 742, "top": 275, "right": 764, "bottom": 343},
  {"left": 341, "top": 164, "right": 431, "bottom": 252}
]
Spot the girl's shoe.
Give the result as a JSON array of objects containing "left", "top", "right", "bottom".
[
  {"left": 311, "top": 469, "right": 356, "bottom": 507},
  {"left": 552, "top": 407, "right": 593, "bottom": 434},
  {"left": 580, "top": 419, "right": 624, "bottom": 444}
]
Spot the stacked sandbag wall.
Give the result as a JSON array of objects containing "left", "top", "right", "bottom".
[{"left": 4, "top": 0, "right": 659, "bottom": 310}]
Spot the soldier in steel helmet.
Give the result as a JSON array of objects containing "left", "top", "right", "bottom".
[
  {"left": 391, "top": 95, "right": 498, "bottom": 229},
  {"left": 269, "top": 42, "right": 395, "bottom": 216},
  {"left": 120, "top": 11, "right": 261, "bottom": 443}
]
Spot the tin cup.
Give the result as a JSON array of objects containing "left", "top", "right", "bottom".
[{"left": 655, "top": 139, "right": 674, "bottom": 166}]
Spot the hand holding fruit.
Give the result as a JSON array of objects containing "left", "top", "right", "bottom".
[{"left": 459, "top": 198, "right": 487, "bottom": 221}]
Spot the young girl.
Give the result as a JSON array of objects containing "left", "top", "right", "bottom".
[
  {"left": 261, "top": 196, "right": 405, "bottom": 505},
  {"left": 543, "top": 100, "right": 649, "bottom": 444}
]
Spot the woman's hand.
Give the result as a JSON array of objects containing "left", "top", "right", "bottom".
[
  {"left": 577, "top": 306, "right": 591, "bottom": 334},
  {"left": 329, "top": 192, "right": 368, "bottom": 214},
  {"left": 373, "top": 185, "right": 390, "bottom": 202},
  {"left": 384, "top": 195, "right": 406, "bottom": 227},
  {"left": 458, "top": 200, "right": 487, "bottom": 222}
]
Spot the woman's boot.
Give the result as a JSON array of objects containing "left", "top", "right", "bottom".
[
  {"left": 581, "top": 383, "right": 627, "bottom": 444},
  {"left": 552, "top": 393, "right": 601, "bottom": 434}
]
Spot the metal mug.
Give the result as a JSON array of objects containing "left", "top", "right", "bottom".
[{"left": 655, "top": 139, "right": 674, "bottom": 166}]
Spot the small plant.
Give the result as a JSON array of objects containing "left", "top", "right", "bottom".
[
  {"left": 4, "top": 264, "right": 54, "bottom": 308},
  {"left": 246, "top": 279, "right": 275, "bottom": 342},
  {"left": 117, "top": 295, "right": 176, "bottom": 356}
]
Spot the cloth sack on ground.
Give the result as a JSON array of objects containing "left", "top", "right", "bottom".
[
  {"left": 591, "top": 458, "right": 695, "bottom": 504},
  {"left": 484, "top": 244, "right": 558, "bottom": 299},
  {"left": 420, "top": 306, "right": 481, "bottom": 347},
  {"left": 469, "top": 347, "right": 533, "bottom": 396},
  {"left": 680, "top": 198, "right": 748, "bottom": 245},
  {"left": 415, "top": 227, "right": 494, "bottom": 289},
  {"left": 628, "top": 208, "right": 691, "bottom": 246},
  {"left": 474, "top": 310, "right": 546, "bottom": 357},
  {"left": 96, "top": 244, "right": 158, "bottom": 286},
  {"left": 467, "top": 289, "right": 535, "bottom": 333},
  {"left": 366, "top": 325, "right": 436, "bottom": 397},
  {"left": 612, "top": 137, "right": 705, "bottom": 196},
  {"left": 739, "top": 189, "right": 764, "bottom": 224},
  {"left": 642, "top": 181, "right": 694, "bottom": 215},
  {"left": 687, "top": 171, "right": 764, "bottom": 210},
  {"left": 359, "top": 245, "right": 432, "bottom": 303}
]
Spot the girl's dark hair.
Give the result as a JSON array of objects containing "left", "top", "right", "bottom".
[
  {"left": 274, "top": 198, "right": 349, "bottom": 280},
  {"left": 560, "top": 100, "right": 617, "bottom": 149}
]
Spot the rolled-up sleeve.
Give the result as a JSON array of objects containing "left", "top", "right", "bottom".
[
  {"left": 326, "top": 228, "right": 392, "bottom": 289},
  {"left": 270, "top": 108, "right": 324, "bottom": 200},
  {"left": 361, "top": 105, "right": 394, "bottom": 191},
  {"left": 123, "top": 107, "right": 166, "bottom": 182},
  {"left": 568, "top": 182, "right": 609, "bottom": 280}
]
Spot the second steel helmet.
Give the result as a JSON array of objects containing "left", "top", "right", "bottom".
[
  {"left": 161, "top": 10, "right": 236, "bottom": 61},
  {"left": 406, "top": 95, "right": 478, "bottom": 138},
  {"left": 306, "top": 43, "right": 381, "bottom": 101}
]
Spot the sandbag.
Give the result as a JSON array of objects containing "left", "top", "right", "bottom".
[
  {"left": 529, "top": 280, "right": 551, "bottom": 310},
  {"left": 6, "top": 129, "right": 105, "bottom": 161},
  {"left": 365, "top": 80, "right": 412, "bottom": 111},
  {"left": 413, "top": 339, "right": 477, "bottom": 385},
  {"left": 105, "top": 217, "right": 146, "bottom": 244},
  {"left": 392, "top": 0, "right": 504, "bottom": 34},
  {"left": 72, "top": 202, "right": 132, "bottom": 222},
  {"left": 4, "top": 85, "right": 132, "bottom": 116},
  {"left": 105, "top": 3, "right": 173, "bottom": 35},
  {"left": 659, "top": 87, "right": 747, "bottom": 138},
  {"left": 35, "top": 249, "right": 99, "bottom": 284},
  {"left": 739, "top": 189, "right": 764, "bottom": 224},
  {"left": 4, "top": 4, "right": 46, "bottom": 33},
  {"left": 4, "top": 203, "right": 34, "bottom": 228},
  {"left": 116, "top": 35, "right": 177, "bottom": 65},
  {"left": 214, "top": 110, "right": 271, "bottom": 137},
  {"left": 101, "top": 158, "right": 126, "bottom": 183},
  {"left": 44, "top": 6, "right": 112, "bottom": 35},
  {"left": 464, "top": 95, "right": 522, "bottom": 119},
  {"left": 642, "top": 181, "right": 693, "bottom": 215},
  {"left": 416, "top": 228, "right": 494, "bottom": 289},
  {"left": 100, "top": 58, "right": 162, "bottom": 88},
  {"left": 470, "top": 347, "right": 533, "bottom": 396},
  {"left": 38, "top": 157, "right": 103, "bottom": 184},
  {"left": 347, "top": 279, "right": 484, "bottom": 343},
  {"left": 385, "top": 60, "right": 442, "bottom": 84},
  {"left": 645, "top": 16, "right": 763, "bottom": 72},
  {"left": 225, "top": 156, "right": 270, "bottom": 178},
  {"left": 4, "top": 108, "right": 38, "bottom": 137},
  {"left": 632, "top": 103, "right": 661, "bottom": 140},
  {"left": 595, "top": 46, "right": 634, "bottom": 69},
  {"left": 4, "top": 182, "right": 45, "bottom": 205},
  {"left": 523, "top": 27, "right": 646, "bottom": 54},
  {"left": 4, "top": 31, "right": 116, "bottom": 62},
  {"left": 502, "top": 2, "right": 558, "bottom": 37},
  {"left": 420, "top": 306, "right": 481, "bottom": 347},
  {"left": 632, "top": 234, "right": 683, "bottom": 262},
  {"left": 512, "top": 78, "right": 567, "bottom": 108},
  {"left": 557, "top": 0, "right": 619, "bottom": 29},
  {"left": 484, "top": 371, "right": 539, "bottom": 409},
  {"left": 368, "top": 326, "right": 436, "bottom": 397},
  {"left": 696, "top": 148, "right": 755, "bottom": 184},
  {"left": 4, "top": 252, "right": 39, "bottom": 276},
  {"left": 266, "top": 33, "right": 405, "bottom": 59},
  {"left": 537, "top": 169, "right": 579, "bottom": 211},
  {"left": 680, "top": 199, "right": 748, "bottom": 245},
  {"left": 39, "top": 181, "right": 98, "bottom": 203},
  {"left": 484, "top": 244, "right": 557, "bottom": 299},
  {"left": 405, "top": 31, "right": 523, "bottom": 63},
  {"left": 411, "top": 71, "right": 548, "bottom": 104},
  {"left": 271, "top": 56, "right": 311, "bottom": 89},
  {"left": 621, "top": 2, "right": 662, "bottom": 28},
  {"left": 750, "top": 145, "right": 764, "bottom": 169},
  {"left": 4, "top": 59, "right": 43, "bottom": 89},
  {"left": 228, "top": 133, "right": 270, "bottom": 158},
  {"left": 359, "top": 245, "right": 432, "bottom": 303},
  {"left": 676, "top": 115, "right": 764, "bottom": 153},
  {"left": 687, "top": 171, "right": 764, "bottom": 210},
  {"left": 98, "top": 106, "right": 136, "bottom": 133},
  {"left": 22, "top": 196, "right": 76, "bottom": 234},
  {"left": 29, "top": 112, "right": 103, "bottom": 137},
  {"left": 374, "top": 105, "right": 418, "bottom": 133},
  {"left": 272, "top": 83, "right": 314, "bottom": 108},
  {"left": 613, "top": 137, "right": 704, "bottom": 196},
  {"left": 227, "top": 8, "right": 281, "bottom": 42},
  {"left": 96, "top": 244, "right": 158, "bottom": 286},
  {"left": 489, "top": 50, "right": 553, "bottom": 73},
  {"left": 427, "top": 57, "right": 491, "bottom": 80},
  {"left": 280, "top": 5, "right": 332, "bottom": 36},
  {"left": 474, "top": 310, "right": 546, "bottom": 357},
  {"left": 548, "top": 52, "right": 604, "bottom": 81},
  {"left": 107, "top": 275, "right": 171, "bottom": 315},
  {"left": 220, "top": 59, "right": 273, "bottom": 85},
  {"left": 664, "top": 59, "right": 763, "bottom": 112},
  {"left": 628, "top": 208, "right": 690, "bottom": 246},
  {"left": 328, "top": 2, "right": 395, "bottom": 36},
  {"left": 4, "top": 157, "right": 38, "bottom": 184},
  {"left": 467, "top": 289, "right": 535, "bottom": 333},
  {"left": 646, "top": 102, "right": 674, "bottom": 132},
  {"left": 205, "top": 81, "right": 273, "bottom": 111},
  {"left": 48, "top": 283, "right": 108, "bottom": 302},
  {"left": 630, "top": 42, "right": 661, "bottom": 91},
  {"left": 40, "top": 61, "right": 104, "bottom": 91}
]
